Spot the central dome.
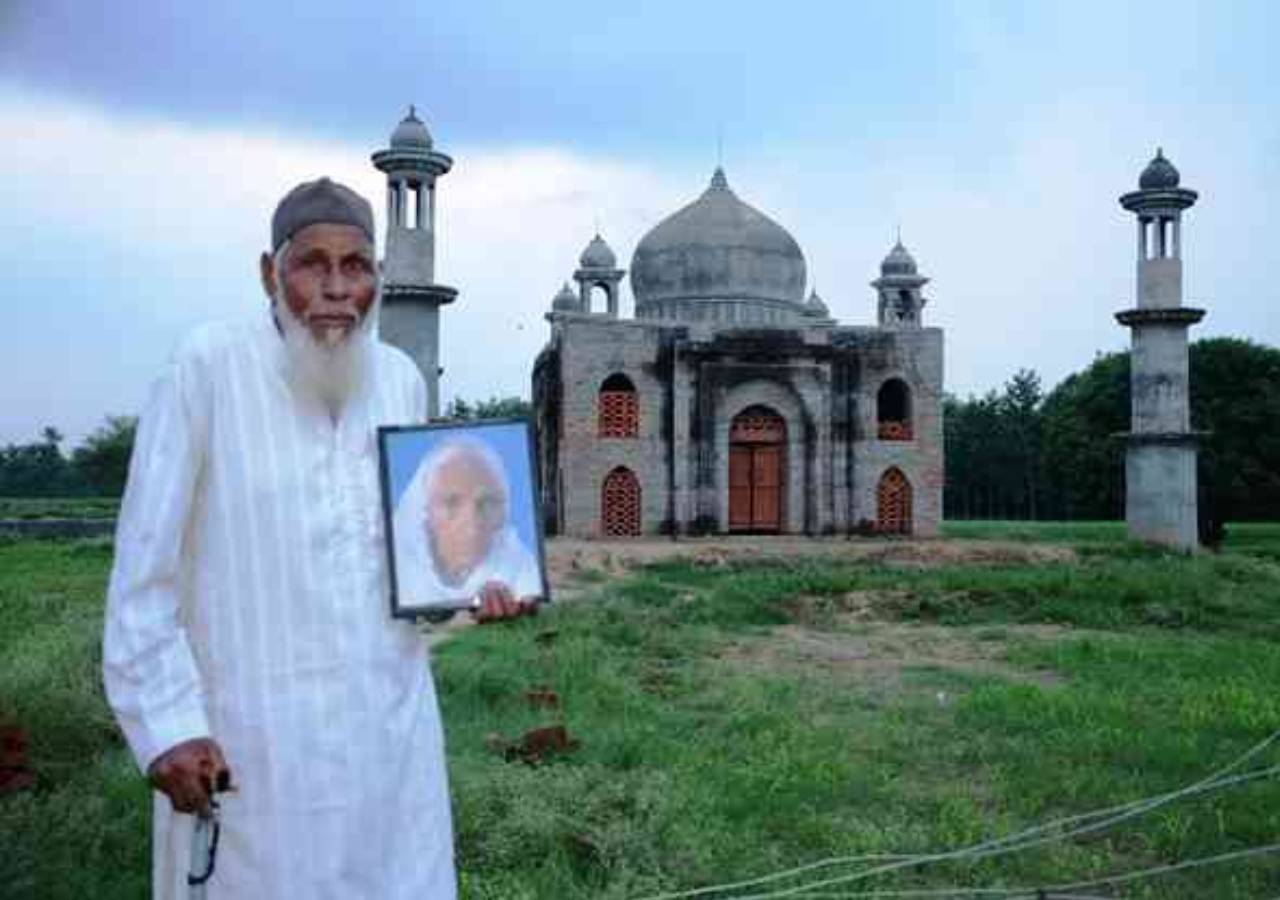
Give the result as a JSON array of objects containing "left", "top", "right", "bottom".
[{"left": 630, "top": 168, "right": 806, "bottom": 310}]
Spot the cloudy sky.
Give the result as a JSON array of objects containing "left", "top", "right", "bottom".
[{"left": 2, "top": 0, "right": 1277, "bottom": 444}]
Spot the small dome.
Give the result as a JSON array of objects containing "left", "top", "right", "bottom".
[
  {"left": 880, "top": 240, "right": 917, "bottom": 276},
  {"left": 552, "top": 282, "right": 579, "bottom": 311},
  {"left": 390, "top": 106, "right": 432, "bottom": 150},
  {"left": 806, "top": 289, "right": 829, "bottom": 317},
  {"left": 579, "top": 234, "right": 617, "bottom": 269},
  {"left": 1139, "top": 148, "right": 1180, "bottom": 190}
]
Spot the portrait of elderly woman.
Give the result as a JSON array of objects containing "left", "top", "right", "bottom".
[{"left": 385, "top": 422, "right": 547, "bottom": 615}]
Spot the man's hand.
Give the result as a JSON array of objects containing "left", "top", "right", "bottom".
[
  {"left": 473, "top": 580, "right": 539, "bottom": 624},
  {"left": 147, "top": 737, "right": 230, "bottom": 815}
]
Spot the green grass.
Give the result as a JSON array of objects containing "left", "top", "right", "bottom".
[
  {"left": 942, "top": 519, "right": 1129, "bottom": 545},
  {"left": 942, "top": 519, "right": 1280, "bottom": 559},
  {"left": 3, "top": 527, "right": 1280, "bottom": 898},
  {"left": 0, "top": 497, "right": 120, "bottom": 521}
]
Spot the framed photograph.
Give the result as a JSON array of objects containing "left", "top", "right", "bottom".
[{"left": 378, "top": 418, "right": 550, "bottom": 619}]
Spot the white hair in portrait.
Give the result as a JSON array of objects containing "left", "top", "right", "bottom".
[{"left": 270, "top": 238, "right": 380, "bottom": 415}]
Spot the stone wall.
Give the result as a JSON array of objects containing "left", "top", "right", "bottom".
[
  {"left": 555, "top": 316, "right": 671, "bottom": 537},
  {"left": 836, "top": 326, "right": 945, "bottom": 536},
  {"left": 539, "top": 317, "right": 945, "bottom": 539}
]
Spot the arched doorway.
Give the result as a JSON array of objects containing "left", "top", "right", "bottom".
[
  {"left": 729, "top": 406, "right": 786, "bottom": 533},
  {"left": 601, "top": 467, "right": 641, "bottom": 537},
  {"left": 876, "top": 467, "right": 913, "bottom": 535}
]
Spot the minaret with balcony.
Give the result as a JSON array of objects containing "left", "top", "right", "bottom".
[
  {"left": 371, "top": 106, "right": 457, "bottom": 416},
  {"left": 1116, "top": 148, "right": 1205, "bottom": 550}
]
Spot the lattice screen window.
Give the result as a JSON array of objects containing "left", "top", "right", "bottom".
[
  {"left": 598, "top": 374, "right": 639, "bottom": 438},
  {"left": 877, "top": 421, "right": 914, "bottom": 441},
  {"left": 601, "top": 467, "right": 641, "bottom": 537},
  {"left": 876, "top": 467, "right": 913, "bottom": 535}
]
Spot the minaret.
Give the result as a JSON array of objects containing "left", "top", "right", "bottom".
[
  {"left": 371, "top": 106, "right": 457, "bottom": 417},
  {"left": 574, "top": 234, "right": 624, "bottom": 317},
  {"left": 872, "top": 239, "right": 928, "bottom": 327},
  {"left": 1116, "top": 148, "right": 1205, "bottom": 550}
]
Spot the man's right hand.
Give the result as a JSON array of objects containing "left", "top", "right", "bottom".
[{"left": 147, "top": 737, "right": 230, "bottom": 815}]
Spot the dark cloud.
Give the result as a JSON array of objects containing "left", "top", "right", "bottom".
[{"left": 0, "top": 0, "right": 951, "bottom": 155}]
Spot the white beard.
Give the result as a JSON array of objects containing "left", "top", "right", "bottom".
[{"left": 273, "top": 295, "right": 376, "bottom": 418}]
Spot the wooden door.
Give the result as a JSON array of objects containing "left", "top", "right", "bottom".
[
  {"left": 729, "top": 446, "right": 753, "bottom": 530},
  {"left": 729, "top": 407, "right": 786, "bottom": 533},
  {"left": 751, "top": 446, "right": 782, "bottom": 530}
]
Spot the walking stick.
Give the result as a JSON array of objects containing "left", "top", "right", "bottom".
[
  {"left": 187, "top": 771, "right": 230, "bottom": 900},
  {"left": 187, "top": 796, "right": 220, "bottom": 900}
]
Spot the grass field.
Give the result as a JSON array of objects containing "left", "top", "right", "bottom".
[
  {"left": 0, "top": 497, "right": 120, "bottom": 521},
  {"left": 2, "top": 524, "right": 1279, "bottom": 898}
]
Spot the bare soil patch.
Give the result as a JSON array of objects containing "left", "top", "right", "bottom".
[
  {"left": 430, "top": 537, "right": 1075, "bottom": 644},
  {"left": 546, "top": 536, "right": 1074, "bottom": 597},
  {"left": 717, "top": 622, "right": 1070, "bottom": 695}
]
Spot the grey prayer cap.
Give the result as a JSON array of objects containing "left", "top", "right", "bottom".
[{"left": 271, "top": 177, "right": 375, "bottom": 250}]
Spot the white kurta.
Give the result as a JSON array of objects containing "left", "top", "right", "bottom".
[{"left": 103, "top": 314, "right": 456, "bottom": 899}]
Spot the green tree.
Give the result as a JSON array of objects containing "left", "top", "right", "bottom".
[
  {"left": 443, "top": 396, "right": 531, "bottom": 421},
  {"left": 1036, "top": 339, "right": 1280, "bottom": 522},
  {"left": 0, "top": 427, "right": 76, "bottom": 497},
  {"left": 1190, "top": 338, "right": 1280, "bottom": 521},
  {"left": 1040, "top": 352, "right": 1129, "bottom": 520},
  {"left": 944, "top": 370, "right": 1044, "bottom": 520},
  {"left": 71, "top": 416, "right": 137, "bottom": 497}
]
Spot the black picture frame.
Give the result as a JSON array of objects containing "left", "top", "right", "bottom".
[{"left": 377, "top": 418, "right": 551, "bottom": 619}]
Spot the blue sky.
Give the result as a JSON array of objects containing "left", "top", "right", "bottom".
[{"left": 2, "top": 0, "right": 1277, "bottom": 444}]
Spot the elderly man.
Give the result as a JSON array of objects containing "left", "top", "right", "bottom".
[
  {"left": 392, "top": 437, "right": 543, "bottom": 611},
  {"left": 103, "top": 178, "right": 527, "bottom": 899}
]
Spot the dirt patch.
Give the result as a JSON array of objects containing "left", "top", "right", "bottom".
[
  {"left": 717, "top": 622, "right": 1070, "bottom": 694},
  {"left": 429, "top": 536, "right": 1075, "bottom": 645},
  {"left": 545, "top": 537, "right": 1074, "bottom": 595},
  {"left": 786, "top": 589, "right": 917, "bottom": 624}
]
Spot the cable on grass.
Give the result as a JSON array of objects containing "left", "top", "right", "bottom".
[
  {"left": 731, "top": 766, "right": 1280, "bottom": 899},
  {"left": 761, "top": 842, "right": 1280, "bottom": 897},
  {"left": 1039, "top": 841, "right": 1280, "bottom": 894},
  {"left": 631, "top": 727, "right": 1280, "bottom": 900}
]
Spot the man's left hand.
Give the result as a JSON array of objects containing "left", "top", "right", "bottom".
[{"left": 473, "top": 581, "right": 539, "bottom": 623}]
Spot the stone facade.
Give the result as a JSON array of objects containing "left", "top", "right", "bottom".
[{"left": 533, "top": 169, "right": 944, "bottom": 538}]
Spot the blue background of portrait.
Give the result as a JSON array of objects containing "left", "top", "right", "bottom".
[{"left": 382, "top": 420, "right": 540, "bottom": 554}]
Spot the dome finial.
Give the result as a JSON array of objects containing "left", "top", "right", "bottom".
[
  {"left": 710, "top": 166, "right": 729, "bottom": 190},
  {"left": 1139, "top": 147, "right": 1180, "bottom": 190},
  {"left": 880, "top": 239, "right": 918, "bottom": 276},
  {"left": 579, "top": 233, "right": 617, "bottom": 269},
  {"left": 389, "top": 105, "right": 432, "bottom": 149}
]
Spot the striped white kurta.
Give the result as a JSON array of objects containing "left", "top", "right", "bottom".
[{"left": 102, "top": 314, "right": 456, "bottom": 899}]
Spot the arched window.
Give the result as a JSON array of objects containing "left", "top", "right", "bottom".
[
  {"left": 601, "top": 467, "right": 641, "bottom": 537},
  {"left": 876, "top": 467, "right": 913, "bottom": 534},
  {"left": 877, "top": 378, "right": 913, "bottom": 441},
  {"left": 598, "top": 373, "right": 639, "bottom": 438}
]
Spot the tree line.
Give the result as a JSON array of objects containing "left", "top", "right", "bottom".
[
  {"left": 945, "top": 337, "right": 1280, "bottom": 522},
  {"left": 0, "top": 398, "right": 534, "bottom": 499},
  {"left": 5, "top": 341, "right": 1277, "bottom": 523},
  {"left": 0, "top": 418, "right": 137, "bottom": 498}
]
